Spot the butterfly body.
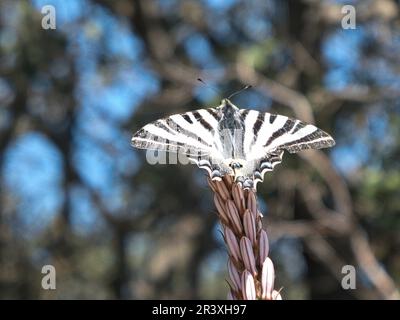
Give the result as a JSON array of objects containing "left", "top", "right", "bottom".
[
  {"left": 131, "top": 99, "right": 335, "bottom": 189},
  {"left": 216, "top": 99, "right": 246, "bottom": 160}
]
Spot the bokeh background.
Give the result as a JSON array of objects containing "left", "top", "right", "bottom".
[{"left": 0, "top": 0, "right": 399, "bottom": 299}]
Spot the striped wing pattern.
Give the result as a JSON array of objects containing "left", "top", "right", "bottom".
[
  {"left": 238, "top": 109, "right": 334, "bottom": 188},
  {"left": 131, "top": 99, "right": 335, "bottom": 189},
  {"left": 131, "top": 107, "right": 233, "bottom": 178},
  {"left": 132, "top": 108, "right": 220, "bottom": 155}
]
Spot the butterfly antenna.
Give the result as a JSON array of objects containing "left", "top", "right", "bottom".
[
  {"left": 197, "top": 78, "right": 221, "bottom": 95},
  {"left": 227, "top": 85, "right": 252, "bottom": 100}
]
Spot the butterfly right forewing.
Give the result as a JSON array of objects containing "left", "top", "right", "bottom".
[
  {"left": 240, "top": 109, "right": 335, "bottom": 160},
  {"left": 237, "top": 109, "right": 335, "bottom": 188}
]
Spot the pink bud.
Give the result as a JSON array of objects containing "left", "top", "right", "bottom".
[
  {"left": 240, "top": 236, "right": 257, "bottom": 276},
  {"left": 214, "top": 194, "right": 229, "bottom": 224},
  {"left": 207, "top": 178, "right": 217, "bottom": 193},
  {"left": 259, "top": 229, "right": 269, "bottom": 265},
  {"left": 215, "top": 180, "right": 230, "bottom": 200},
  {"left": 241, "top": 270, "right": 256, "bottom": 300},
  {"left": 225, "top": 227, "right": 241, "bottom": 262},
  {"left": 261, "top": 257, "right": 275, "bottom": 300},
  {"left": 226, "top": 200, "right": 243, "bottom": 235},
  {"left": 228, "top": 260, "right": 241, "bottom": 292},
  {"left": 232, "top": 183, "right": 244, "bottom": 213},
  {"left": 243, "top": 209, "right": 256, "bottom": 245},
  {"left": 247, "top": 191, "right": 257, "bottom": 218},
  {"left": 223, "top": 175, "right": 234, "bottom": 186}
]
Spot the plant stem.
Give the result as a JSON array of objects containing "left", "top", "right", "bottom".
[{"left": 208, "top": 176, "right": 282, "bottom": 300}]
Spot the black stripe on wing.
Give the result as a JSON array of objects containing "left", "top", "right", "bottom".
[
  {"left": 131, "top": 108, "right": 220, "bottom": 156},
  {"left": 207, "top": 108, "right": 222, "bottom": 122},
  {"left": 165, "top": 117, "right": 211, "bottom": 147},
  {"left": 257, "top": 115, "right": 335, "bottom": 154},
  {"left": 279, "top": 129, "right": 335, "bottom": 153},
  {"left": 264, "top": 118, "right": 296, "bottom": 148},
  {"left": 131, "top": 129, "right": 202, "bottom": 155},
  {"left": 131, "top": 106, "right": 224, "bottom": 158}
]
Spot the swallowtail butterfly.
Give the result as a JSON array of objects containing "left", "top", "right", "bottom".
[{"left": 131, "top": 99, "right": 335, "bottom": 189}]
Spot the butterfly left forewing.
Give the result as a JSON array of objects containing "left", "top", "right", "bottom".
[
  {"left": 132, "top": 108, "right": 217, "bottom": 155},
  {"left": 131, "top": 107, "right": 232, "bottom": 179}
]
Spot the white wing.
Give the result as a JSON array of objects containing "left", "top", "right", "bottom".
[
  {"left": 131, "top": 108, "right": 232, "bottom": 179},
  {"left": 238, "top": 109, "right": 335, "bottom": 188}
]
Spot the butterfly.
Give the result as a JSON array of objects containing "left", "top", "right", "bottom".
[{"left": 131, "top": 98, "right": 335, "bottom": 189}]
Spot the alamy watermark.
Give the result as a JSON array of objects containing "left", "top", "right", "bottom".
[
  {"left": 341, "top": 5, "right": 356, "bottom": 29},
  {"left": 142, "top": 128, "right": 247, "bottom": 166},
  {"left": 41, "top": 264, "right": 56, "bottom": 290},
  {"left": 341, "top": 265, "right": 356, "bottom": 290},
  {"left": 41, "top": 5, "right": 56, "bottom": 30}
]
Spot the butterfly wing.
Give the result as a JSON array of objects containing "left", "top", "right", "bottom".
[
  {"left": 131, "top": 107, "right": 232, "bottom": 179},
  {"left": 131, "top": 104, "right": 335, "bottom": 189},
  {"left": 238, "top": 109, "right": 335, "bottom": 188}
]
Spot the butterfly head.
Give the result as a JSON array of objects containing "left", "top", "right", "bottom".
[
  {"left": 220, "top": 98, "right": 238, "bottom": 110},
  {"left": 219, "top": 99, "right": 240, "bottom": 120}
]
